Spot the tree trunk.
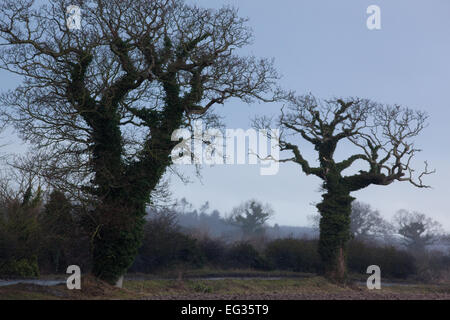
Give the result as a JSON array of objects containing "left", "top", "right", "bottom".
[
  {"left": 115, "top": 275, "right": 124, "bottom": 288},
  {"left": 91, "top": 200, "right": 146, "bottom": 285},
  {"left": 88, "top": 89, "right": 182, "bottom": 285},
  {"left": 317, "top": 187, "right": 354, "bottom": 282},
  {"left": 89, "top": 138, "right": 172, "bottom": 285}
]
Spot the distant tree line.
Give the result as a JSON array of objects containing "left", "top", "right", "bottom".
[
  {"left": 1, "top": 181, "right": 448, "bottom": 283},
  {"left": 308, "top": 201, "right": 446, "bottom": 252},
  {"left": 130, "top": 206, "right": 448, "bottom": 281}
]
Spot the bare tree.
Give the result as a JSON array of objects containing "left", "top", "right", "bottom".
[
  {"left": 228, "top": 200, "right": 274, "bottom": 239},
  {"left": 0, "top": 152, "right": 48, "bottom": 204},
  {"left": 0, "top": 0, "right": 280, "bottom": 284},
  {"left": 255, "top": 94, "right": 433, "bottom": 281},
  {"left": 350, "top": 201, "right": 394, "bottom": 242},
  {"left": 308, "top": 201, "right": 394, "bottom": 242},
  {"left": 393, "top": 210, "right": 444, "bottom": 252}
]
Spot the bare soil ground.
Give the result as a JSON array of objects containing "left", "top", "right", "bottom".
[{"left": 0, "top": 275, "right": 449, "bottom": 300}]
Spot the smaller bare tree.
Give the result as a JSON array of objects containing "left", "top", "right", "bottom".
[
  {"left": 350, "top": 202, "right": 394, "bottom": 242},
  {"left": 228, "top": 200, "right": 274, "bottom": 240},
  {"left": 255, "top": 94, "right": 434, "bottom": 281},
  {"left": 393, "top": 210, "right": 445, "bottom": 252}
]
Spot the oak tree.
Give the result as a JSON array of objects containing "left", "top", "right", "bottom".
[
  {"left": 255, "top": 94, "right": 433, "bottom": 281},
  {"left": 0, "top": 0, "right": 280, "bottom": 284}
]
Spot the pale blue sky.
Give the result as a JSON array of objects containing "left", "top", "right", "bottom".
[{"left": 1, "top": 1, "right": 449, "bottom": 229}]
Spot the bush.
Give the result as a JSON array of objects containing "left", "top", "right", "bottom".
[
  {"left": 263, "top": 238, "right": 417, "bottom": 279},
  {"left": 36, "top": 197, "right": 93, "bottom": 275},
  {"left": 0, "top": 192, "right": 43, "bottom": 277},
  {"left": 347, "top": 240, "right": 417, "bottom": 279},
  {"left": 265, "top": 238, "right": 320, "bottom": 273},
  {"left": 130, "top": 217, "right": 204, "bottom": 273},
  {"left": 226, "top": 242, "right": 270, "bottom": 270},
  {"left": 174, "top": 233, "right": 204, "bottom": 267},
  {"left": 412, "top": 250, "right": 450, "bottom": 282},
  {"left": 0, "top": 257, "right": 40, "bottom": 278},
  {"left": 197, "top": 237, "right": 227, "bottom": 267}
]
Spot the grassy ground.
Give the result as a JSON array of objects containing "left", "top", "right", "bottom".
[
  {"left": 125, "top": 268, "right": 315, "bottom": 280},
  {"left": 1, "top": 272, "right": 449, "bottom": 300}
]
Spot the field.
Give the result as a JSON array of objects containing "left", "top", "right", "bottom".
[{"left": 1, "top": 272, "right": 449, "bottom": 300}]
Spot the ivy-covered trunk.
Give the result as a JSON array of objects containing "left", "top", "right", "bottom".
[
  {"left": 91, "top": 198, "right": 146, "bottom": 285},
  {"left": 317, "top": 182, "right": 354, "bottom": 282},
  {"left": 90, "top": 164, "right": 173, "bottom": 284},
  {"left": 89, "top": 142, "right": 173, "bottom": 284},
  {"left": 89, "top": 78, "right": 183, "bottom": 284}
]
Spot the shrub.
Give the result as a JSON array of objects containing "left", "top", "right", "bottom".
[
  {"left": 263, "top": 238, "right": 417, "bottom": 279},
  {"left": 0, "top": 191, "right": 43, "bottom": 277},
  {"left": 226, "top": 242, "right": 270, "bottom": 270},
  {"left": 0, "top": 257, "right": 40, "bottom": 278},
  {"left": 38, "top": 190, "right": 77, "bottom": 273},
  {"left": 130, "top": 217, "right": 204, "bottom": 273},
  {"left": 412, "top": 250, "right": 450, "bottom": 282},
  {"left": 192, "top": 282, "right": 212, "bottom": 293},
  {"left": 347, "top": 240, "right": 417, "bottom": 279},
  {"left": 265, "top": 238, "right": 320, "bottom": 273},
  {"left": 197, "top": 237, "right": 227, "bottom": 267}
]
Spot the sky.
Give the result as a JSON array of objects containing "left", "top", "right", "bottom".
[{"left": 1, "top": 0, "right": 449, "bottom": 230}]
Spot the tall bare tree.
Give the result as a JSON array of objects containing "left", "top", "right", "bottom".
[
  {"left": 0, "top": 0, "right": 280, "bottom": 284},
  {"left": 255, "top": 94, "right": 433, "bottom": 281}
]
